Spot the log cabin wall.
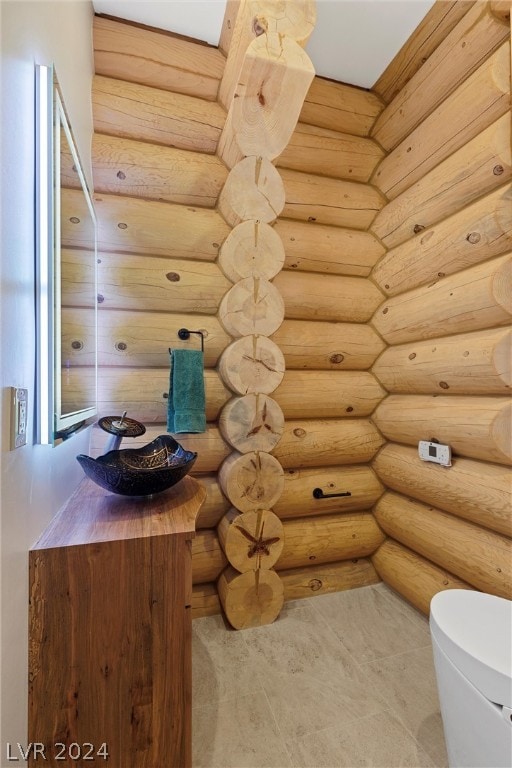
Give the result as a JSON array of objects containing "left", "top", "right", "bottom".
[
  {"left": 369, "top": 0, "right": 512, "bottom": 613},
  {"left": 86, "top": 13, "right": 390, "bottom": 619}
]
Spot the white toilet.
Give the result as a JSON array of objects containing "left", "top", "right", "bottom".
[{"left": 430, "top": 589, "right": 512, "bottom": 768}]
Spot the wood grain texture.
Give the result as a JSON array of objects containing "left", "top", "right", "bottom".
[
  {"left": 374, "top": 492, "right": 512, "bottom": 598},
  {"left": 280, "top": 559, "right": 380, "bottom": 601},
  {"left": 217, "top": 566, "right": 284, "bottom": 630},
  {"left": 372, "top": 327, "right": 512, "bottom": 396},
  {"left": 97, "top": 252, "right": 231, "bottom": 313},
  {"left": 218, "top": 220, "right": 285, "bottom": 282},
  {"left": 29, "top": 477, "right": 205, "bottom": 768},
  {"left": 300, "top": 76, "right": 384, "bottom": 136},
  {"left": 372, "top": 42, "right": 511, "bottom": 199},
  {"left": 372, "top": 254, "right": 512, "bottom": 344},
  {"left": 372, "top": 539, "right": 472, "bottom": 616},
  {"left": 276, "top": 123, "right": 384, "bottom": 183},
  {"left": 373, "top": 444, "right": 512, "bottom": 537},
  {"left": 88, "top": 367, "right": 385, "bottom": 429},
  {"left": 94, "top": 15, "right": 224, "bottom": 100},
  {"left": 371, "top": 113, "right": 512, "bottom": 250},
  {"left": 274, "top": 270, "right": 384, "bottom": 323},
  {"left": 218, "top": 277, "right": 285, "bottom": 337},
  {"left": 218, "top": 156, "right": 285, "bottom": 227},
  {"left": 192, "top": 582, "right": 221, "bottom": 618},
  {"left": 274, "top": 218, "right": 385, "bottom": 277},
  {"left": 372, "top": 183, "right": 512, "bottom": 297},
  {"left": 219, "top": 33, "right": 315, "bottom": 166},
  {"left": 219, "top": 394, "right": 285, "bottom": 454},
  {"left": 93, "top": 133, "right": 228, "bottom": 206},
  {"left": 192, "top": 529, "right": 228, "bottom": 584},
  {"left": 280, "top": 168, "right": 384, "bottom": 229},
  {"left": 218, "top": 451, "right": 284, "bottom": 512},
  {"left": 373, "top": 1, "right": 476, "bottom": 103},
  {"left": 275, "top": 512, "right": 385, "bottom": 570},
  {"left": 93, "top": 191, "right": 230, "bottom": 261},
  {"left": 373, "top": 394, "right": 512, "bottom": 466},
  {"left": 217, "top": 508, "right": 284, "bottom": 572},
  {"left": 372, "top": 3, "right": 508, "bottom": 149},
  {"left": 92, "top": 75, "right": 225, "bottom": 153},
  {"left": 196, "top": 475, "right": 232, "bottom": 530},
  {"left": 218, "top": 0, "right": 316, "bottom": 107},
  {"left": 273, "top": 419, "right": 384, "bottom": 469}
]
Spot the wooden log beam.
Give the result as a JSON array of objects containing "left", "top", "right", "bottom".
[
  {"left": 91, "top": 191, "right": 230, "bottom": 261},
  {"left": 219, "top": 394, "right": 284, "bottom": 454},
  {"left": 372, "top": 327, "right": 512, "bottom": 396},
  {"left": 374, "top": 492, "right": 512, "bottom": 598},
  {"left": 272, "top": 319, "right": 385, "bottom": 370},
  {"left": 92, "top": 75, "right": 225, "bottom": 154},
  {"left": 371, "top": 4, "right": 508, "bottom": 150},
  {"left": 371, "top": 113, "right": 512, "bottom": 250},
  {"left": 196, "top": 474, "right": 231, "bottom": 529},
  {"left": 90, "top": 367, "right": 385, "bottom": 425},
  {"left": 275, "top": 513, "right": 385, "bottom": 571},
  {"left": 372, "top": 184, "right": 512, "bottom": 297},
  {"left": 92, "top": 134, "right": 228, "bottom": 207},
  {"left": 93, "top": 16, "right": 225, "bottom": 101},
  {"left": 274, "top": 271, "right": 384, "bottom": 323},
  {"left": 274, "top": 419, "right": 384, "bottom": 469},
  {"left": 372, "top": 254, "right": 512, "bottom": 345},
  {"left": 219, "top": 34, "right": 315, "bottom": 167},
  {"left": 217, "top": 156, "right": 285, "bottom": 227},
  {"left": 94, "top": 254, "right": 384, "bottom": 322},
  {"left": 274, "top": 465, "right": 384, "bottom": 519},
  {"left": 280, "top": 559, "right": 380, "bottom": 601},
  {"left": 218, "top": 277, "right": 285, "bottom": 337},
  {"left": 218, "top": 220, "right": 285, "bottom": 282},
  {"left": 219, "top": 451, "right": 285, "bottom": 512},
  {"left": 373, "top": 444, "right": 512, "bottom": 536},
  {"left": 217, "top": 508, "right": 284, "bottom": 572},
  {"left": 280, "top": 168, "right": 384, "bottom": 229},
  {"left": 372, "top": 42, "right": 510, "bottom": 200},
  {"left": 373, "top": 1, "right": 476, "bottom": 103},
  {"left": 276, "top": 123, "right": 384, "bottom": 183},
  {"left": 274, "top": 219, "right": 385, "bottom": 277},
  {"left": 372, "top": 540, "right": 473, "bottom": 616},
  {"left": 88, "top": 311, "right": 384, "bottom": 371},
  {"left": 96, "top": 252, "right": 231, "bottom": 313},
  {"left": 217, "top": 566, "right": 284, "bottom": 630},
  {"left": 373, "top": 395, "right": 512, "bottom": 466},
  {"left": 192, "top": 583, "right": 221, "bottom": 619},
  {"left": 218, "top": 0, "right": 316, "bottom": 108},
  {"left": 300, "top": 77, "right": 383, "bottom": 136},
  {"left": 192, "top": 529, "right": 228, "bottom": 585}
]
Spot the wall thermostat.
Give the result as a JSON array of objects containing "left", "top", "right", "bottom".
[{"left": 418, "top": 440, "right": 451, "bottom": 467}]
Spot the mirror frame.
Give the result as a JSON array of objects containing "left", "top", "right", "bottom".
[{"left": 36, "top": 64, "right": 97, "bottom": 444}]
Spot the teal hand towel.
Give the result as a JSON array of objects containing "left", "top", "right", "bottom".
[{"left": 167, "top": 349, "right": 206, "bottom": 433}]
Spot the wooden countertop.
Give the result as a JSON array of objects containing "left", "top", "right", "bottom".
[{"left": 32, "top": 475, "right": 206, "bottom": 550}]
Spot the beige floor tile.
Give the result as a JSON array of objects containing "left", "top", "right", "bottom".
[
  {"left": 192, "top": 691, "right": 293, "bottom": 768},
  {"left": 241, "top": 602, "right": 388, "bottom": 739},
  {"left": 310, "top": 584, "right": 431, "bottom": 663},
  {"left": 362, "top": 645, "right": 449, "bottom": 767},
  {"left": 286, "top": 710, "right": 436, "bottom": 768},
  {"left": 193, "top": 614, "right": 263, "bottom": 708}
]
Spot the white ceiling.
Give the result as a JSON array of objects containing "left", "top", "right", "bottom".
[{"left": 92, "top": 0, "right": 435, "bottom": 89}]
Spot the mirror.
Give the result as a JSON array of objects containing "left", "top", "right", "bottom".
[{"left": 36, "top": 65, "right": 97, "bottom": 444}]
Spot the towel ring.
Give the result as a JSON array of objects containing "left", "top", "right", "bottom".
[{"left": 172, "top": 328, "right": 205, "bottom": 353}]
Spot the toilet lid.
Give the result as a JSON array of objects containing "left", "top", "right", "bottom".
[{"left": 430, "top": 590, "right": 512, "bottom": 708}]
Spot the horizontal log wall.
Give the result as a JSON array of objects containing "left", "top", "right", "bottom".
[
  {"left": 91, "top": 14, "right": 388, "bottom": 619},
  {"left": 369, "top": 2, "right": 512, "bottom": 613}
]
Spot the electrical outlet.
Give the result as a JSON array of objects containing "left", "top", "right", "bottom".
[
  {"left": 10, "top": 387, "right": 28, "bottom": 449},
  {"left": 418, "top": 440, "right": 451, "bottom": 467}
]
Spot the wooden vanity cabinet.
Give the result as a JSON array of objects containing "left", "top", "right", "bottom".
[{"left": 28, "top": 476, "right": 206, "bottom": 768}]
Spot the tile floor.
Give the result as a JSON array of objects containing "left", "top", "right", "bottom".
[{"left": 192, "top": 583, "right": 448, "bottom": 768}]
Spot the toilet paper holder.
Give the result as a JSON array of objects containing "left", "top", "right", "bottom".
[{"left": 312, "top": 488, "right": 352, "bottom": 499}]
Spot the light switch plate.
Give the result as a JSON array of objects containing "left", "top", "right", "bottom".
[
  {"left": 10, "top": 387, "right": 28, "bottom": 449},
  {"left": 418, "top": 440, "right": 451, "bottom": 467}
]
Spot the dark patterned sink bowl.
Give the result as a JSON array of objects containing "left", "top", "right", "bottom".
[{"left": 77, "top": 435, "right": 197, "bottom": 496}]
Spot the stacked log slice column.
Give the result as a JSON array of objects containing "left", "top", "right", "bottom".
[{"left": 215, "top": 1, "right": 316, "bottom": 629}]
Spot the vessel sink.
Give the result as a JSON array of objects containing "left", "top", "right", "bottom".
[{"left": 77, "top": 435, "right": 197, "bottom": 496}]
